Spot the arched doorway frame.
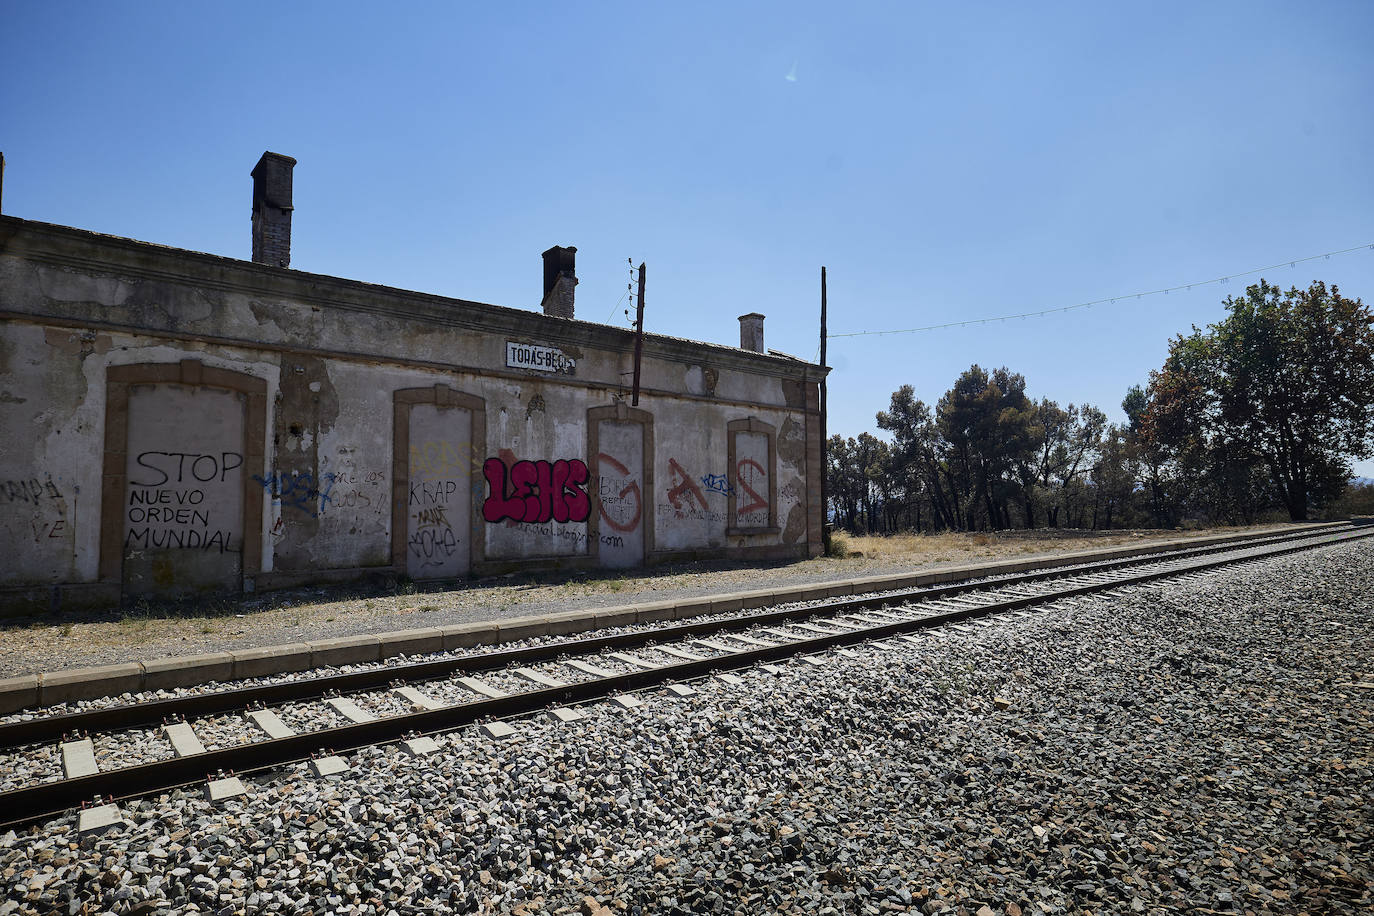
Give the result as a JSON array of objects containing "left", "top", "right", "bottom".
[
  {"left": 99, "top": 360, "right": 267, "bottom": 590},
  {"left": 586, "top": 402, "right": 655, "bottom": 564},
  {"left": 391, "top": 384, "right": 487, "bottom": 575}
]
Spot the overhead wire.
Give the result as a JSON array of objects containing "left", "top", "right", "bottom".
[
  {"left": 829, "top": 241, "right": 1374, "bottom": 338},
  {"left": 604, "top": 256, "right": 639, "bottom": 324}
]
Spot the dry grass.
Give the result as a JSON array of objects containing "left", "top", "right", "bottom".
[{"left": 840, "top": 526, "right": 1227, "bottom": 565}]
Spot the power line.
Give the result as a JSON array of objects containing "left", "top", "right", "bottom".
[
  {"left": 604, "top": 256, "right": 639, "bottom": 324},
  {"left": 830, "top": 241, "right": 1374, "bottom": 338}
]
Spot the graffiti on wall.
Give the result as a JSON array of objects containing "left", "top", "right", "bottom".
[
  {"left": 256, "top": 462, "right": 384, "bottom": 544},
  {"left": 328, "top": 468, "right": 383, "bottom": 511},
  {"left": 596, "top": 453, "right": 642, "bottom": 533},
  {"left": 407, "top": 438, "right": 496, "bottom": 505},
  {"left": 735, "top": 457, "right": 770, "bottom": 528},
  {"left": 3, "top": 477, "right": 65, "bottom": 504},
  {"left": 409, "top": 440, "right": 481, "bottom": 480},
  {"left": 482, "top": 458, "right": 591, "bottom": 524},
  {"left": 405, "top": 406, "right": 474, "bottom": 577},
  {"left": 126, "top": 450, "right": 242, "bottom": 552},
  {"left": 251, "top": 469, "right": 337, "bottom": 518},
  {"left": 700, "top": 473, "right": 733, "bottom": 496},
  {"left": 511, "top": 521, "right": 623, "bottom": 549},
  {"left": 32, "top": 518, "right": 67, "bottom": 542},
  {"left": 659, "top": 458, "right": 727, "bottom": 524},
  {"left": 408, "top": 471, "right": 463, "bottom": 568},
  {"left": 655, "top": 503, "right": 724, "bottom": 524},
  {"left": 736, "top": 459, "right": 768, "bottom": 516},
  {"left": 5, "top": 476, "right": 70, "bottom": 543},
  {"left": 665, "top": 458, "right": 708, "bottom": 515},
  {"left": 409, "top": 503, "right": 459, "bottom": 566}
]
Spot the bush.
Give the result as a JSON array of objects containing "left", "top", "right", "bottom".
[
  {"left": 1324, "top": 481, "right": 1374, "bottom": 519},
  {"left": 824, "top": 530, "right": 849, "bottom": 558}
]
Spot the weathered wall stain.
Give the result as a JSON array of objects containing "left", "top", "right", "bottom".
[
  {"left": 778, "top": 415, "right": 806, "bottom": 466},
  {"left": 42, "top": 327, "right": 110, "bottom": 408},
  {"left": 782, "top": 501, "right": 807, "bottom": 544},
  {"left": 271, "top": 356, "right": 339, "bottom": 567},
  {"left": 124, "top": 278, "right": 221, "bottom": 331},
  {"left": 702, "top": 367, "right": 718, "bottom": 397},
  {"left": 43, "top": 327, "right": 113, "bottom": 359},
  {"left": 525, "top": 392, "right": 546, "bottom": 421}
]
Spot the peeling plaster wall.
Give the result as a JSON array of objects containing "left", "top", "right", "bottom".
[
  {"left": 0, "top": 217, "right": 825, "bottom": 606},
  {"left": 0, "top": 323, "right": 97, "bottom": 585}
]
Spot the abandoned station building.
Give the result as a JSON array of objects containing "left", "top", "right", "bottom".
[{"left": 0, "top": 153, "right": 827, "bottom": 611}]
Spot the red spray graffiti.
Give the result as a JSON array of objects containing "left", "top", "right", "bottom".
[
  {"left": 666, "top": 458, "right": 708, "bottom": 514},
  {"left": 736, "top": 457, "right": 769, "bottom": 517},
  {"left": 597, "top": 453, "right": 642, "bottom": 533}
]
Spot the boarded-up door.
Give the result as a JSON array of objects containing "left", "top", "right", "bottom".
[
  {"left": 123, "top": 384, "right": 245, "bottom": 596},
  {"left": 734, "top": 431, "right": 771, "bottom": 528},
  {"left": 406, "top": 404, "right": 472, "bottom": 579},
  {"left": 596, "top": 420, "right": 645, "bottom": 568}
]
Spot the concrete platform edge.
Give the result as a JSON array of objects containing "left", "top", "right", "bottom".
[{"left": 3, "top": 523, "right": 1343, "bottom": 713}]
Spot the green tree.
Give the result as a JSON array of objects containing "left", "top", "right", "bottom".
[
  {"left": 1090, "top": 424, "right": 1136, "bottom": 530},
  {"left": 876, "top": 385, "right": 954, "bottom": 531},
  {"left": 1056, "top": 404, "right": 1107, "bottom": 527},
  {"left": 1122, "top": 384, "right": 1177, "bottom": 527},
  {"left": 1144, "top": 280, "right": 1374, "bottom": 520},
  {"left": 935, "top": 366, "right": 1037, "bottom": 530},
  {"left": 1012, "top": 398, "right": 1066, "bottom": 529},
  {"left": 1329, "top": 480, "right": 1374, "bottom": 518},
  {"left": 825, "top": 435, "right": 862, "bottom": 531}
]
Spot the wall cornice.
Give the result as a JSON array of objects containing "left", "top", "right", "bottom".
[{"left": 0, "top": 216, "right": 828, "bottom": 383}]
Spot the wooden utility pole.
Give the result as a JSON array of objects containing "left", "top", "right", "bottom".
[
  {"left": 819, "top": 266, "right": 828, "bottom": 548},
  {"left": 631, "top": 262, "right": 646, "bottom": 406}
]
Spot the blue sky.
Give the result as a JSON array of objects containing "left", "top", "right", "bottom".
[{"left": 4, "top": 2, "right": 1372, "bottom": 477}]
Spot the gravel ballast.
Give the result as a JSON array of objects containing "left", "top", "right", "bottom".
[{"left": 1, "top": 538, "right": 1369, "bottom": 915}]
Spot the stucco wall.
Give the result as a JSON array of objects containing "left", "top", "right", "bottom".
[{"left": 0, "top": 217, "right": 824, "bottom": 608}]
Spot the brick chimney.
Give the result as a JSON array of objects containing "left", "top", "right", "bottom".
[
  {"left": 739, "top": 313, "right": 765, "bottom": 352},
  {"left": 251, "top": 152, "right": 296, "bottom": 267},
  {"left": 541, "top": 245, "right": 577, "bottom": 319}
]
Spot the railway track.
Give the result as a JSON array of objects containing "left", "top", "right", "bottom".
[{"left": 1, "top": 522, "right": 1368, "bottom": 832}]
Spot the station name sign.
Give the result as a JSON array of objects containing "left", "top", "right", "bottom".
[{"left": 506, "top": 341, "right": 576, "bottom": 376}]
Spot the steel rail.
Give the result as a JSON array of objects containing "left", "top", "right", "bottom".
[
  {"left": 0, "top": 524, "right": 1368, "bottom": 833},
  {"left": 0, "top": 523, "right": 1353, "bottom": 749}
]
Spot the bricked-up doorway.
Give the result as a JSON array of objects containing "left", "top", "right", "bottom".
[
  {"left": 728, "top": 416, "right": 778, "bottom": 534},
  {"left": 588, "top": 404, "right": 654, "bottom": 568},
  {"left": 101, "top": 362, "right": 266, "bottom": 598},
  {"left": 392, "top": 386, "right": 486, "bottom": 580}
]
